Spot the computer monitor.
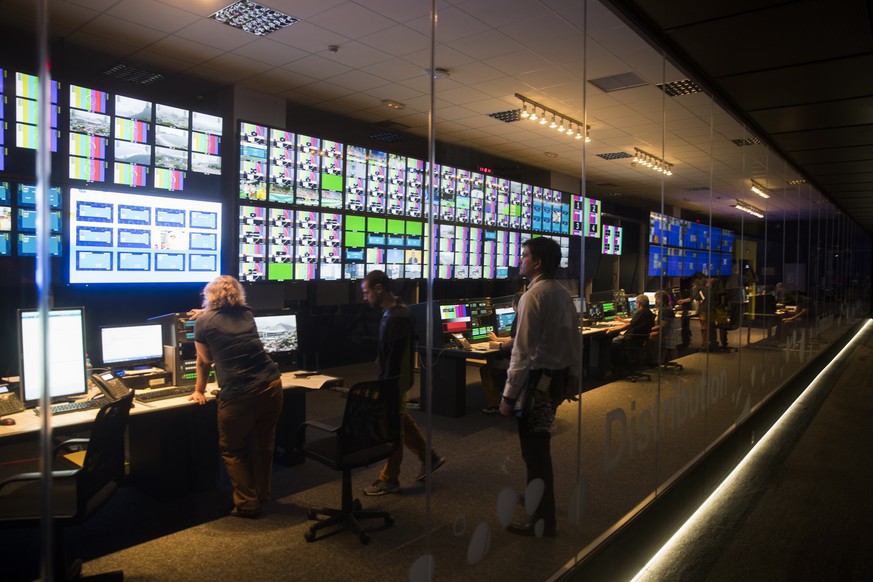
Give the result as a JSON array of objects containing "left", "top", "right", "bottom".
[
  {"left": 100, "top": 323, "right": 164, "bottom": 368},
  {"left": 628, "top": 295, "right": 638, "bottom": 313},
  {"left": 601, "top": 301, "right": 617, "bottom": 321},
  {"left": 494, "top": 307, "right": 516, "bottom": 337},
  {"left": 439, "top": 303, "right": 472, "bottom": 334},
  {"left": 253, "top": 311, "right": 299, "bottom": 371},
  {"left": 18, "top": 307, "right": 89, "bottom": 406},
  {"left": 644, "top": 291, "right": 657, "bottom": 306}
]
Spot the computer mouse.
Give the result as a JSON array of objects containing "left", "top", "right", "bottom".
[
  {"left": 210, "top": 389, "right": 220, "bottom": 396},
  {"left": 0, "top": 418, "right": 16, "bottom": 426}
]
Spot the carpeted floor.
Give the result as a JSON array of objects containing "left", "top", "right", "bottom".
[{"left": 3, "top": 320, "right": 866, "bottom": 581}]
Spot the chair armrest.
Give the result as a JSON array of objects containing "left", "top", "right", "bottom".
[
  {"left": 0, "top": 469, "right": 79, "bottom": 491},
  {"left": 54, "top": 437, "right": 90, "bottom": 455},
  {"left": 296, "top": 420, "right": 339, "bottom": 448}
]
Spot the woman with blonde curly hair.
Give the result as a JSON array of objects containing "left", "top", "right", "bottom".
[{"left": 188, "top": 275, "right": 283, "bottom": 518}]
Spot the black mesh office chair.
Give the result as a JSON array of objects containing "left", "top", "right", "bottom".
[
  {"left": 715, "top": 290, "right": 746, "bottom": 352},
  {"left": 0, "top": 391, "right": 133, "bottom": 581},
  {"left": 615, "top": 338, "right": 652, "bottom": 382},
  {"left": 297, "top": 377, "right": 401, "bottom": 544}
]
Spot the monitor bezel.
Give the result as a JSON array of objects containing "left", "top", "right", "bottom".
[
  {"left": 17, "top": 306, "right": 89, "bottom": 407},
  {"left": 99, "top": 322, "right": 165, "bottom": 368}
]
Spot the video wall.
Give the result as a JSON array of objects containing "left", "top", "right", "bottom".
[
  {"left": 0, "top": 182, "right": 64, "bottom": 257},
  {"left": 648, "top": 211, "right": 734, "bottom": 277},
  {"left": 0, "top": 64, "right": 225, "bottom": 283},
  {"left": 236, "top": 121, "right": 577, "bottom": 282},
  {"left": 1, "top": 68, "right": 223, "bottom": 194}
]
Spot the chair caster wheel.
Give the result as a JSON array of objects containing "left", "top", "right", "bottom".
[
  {"left": 353, "top": 499, "right": 362, "bottom": 511},
  {"left": 359, "top": 532, "right": 370, "bottom": 545},
  {"left": 385, "top": 516, "right": 395, "bottom": 527},
  {"left": 304, "top": 531, "right": 316, "bottom": 543},
  {"left": 307, "top": 509, "right": 317, "bottom": 520}
]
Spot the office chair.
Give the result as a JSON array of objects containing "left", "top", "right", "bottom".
[
  {"left": 715, "top": 294, "right": 746, "bottom": 352},
  {"left": 298, "top": 377, "right": 401, "bottom": 544},
  {"left": 0, "top": 391, "right": 133, "bottom": 581},
  {"left": 615, "top": 338, "right": 652, "bottom": 382}
]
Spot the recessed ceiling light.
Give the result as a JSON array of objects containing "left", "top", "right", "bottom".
[
  {"left": 210, "top": 0, "right": 299, "bottom": 36},
  {"left": 381, "top": 99, "right": 406, "bottom": 110}
]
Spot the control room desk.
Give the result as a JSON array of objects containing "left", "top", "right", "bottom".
[
  {"left": 0, "top": 373, "right": 342, "bottom": 499},
  {"left": 418, "top": 346, "right": 501, "bottom": 418}
]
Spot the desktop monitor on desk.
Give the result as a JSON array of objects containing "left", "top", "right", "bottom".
[
  {"left": 494, "top": 307, "right": 516, "bottom": 337},
  {"left": 600, "top": 301, "right": 617, "bottom": 321},
  {"left": 253, "top": 311, "right": 299, "bottom": 372},
  {"left": 439, "top": 303, "right": 472, "bottom": 334},
  {"left": 18, "top": 307, "right": 89, "bottom": 407},
  {"left": 100, "top": 323, "right": 164, "bottom": 369}
]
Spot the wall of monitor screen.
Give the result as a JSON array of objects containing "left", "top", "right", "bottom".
[
  {"left": 0, "top": 64, "right": 651, "bottom": 287},
  {"left": 648, "top": 211, "right": 735, "bottom": 277},
  {"left": 1, "top": 60, "right": 738, "bottom": 379}
]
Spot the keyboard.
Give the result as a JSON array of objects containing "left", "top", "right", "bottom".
[
  {"left": 135, "top": 385, "right": 193, "bottom": 402},
  {"left": 34, "top": 398, "right": 109, "bottom": 416}
]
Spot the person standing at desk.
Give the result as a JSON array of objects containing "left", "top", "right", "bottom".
[
  {"left": 188, "top": 275, "right": 283, "bottom": 518},
  {"left": 361, "top": 270, "right": 445, "bottom": 496},
  {"left": 499, "top": 237, "right": 580, "bottom": 537}
]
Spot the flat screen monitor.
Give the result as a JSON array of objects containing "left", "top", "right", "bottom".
[
  {"left": 494, "top": 307, "right": 516, "bottom": 337},
  {"left": 100, "top": 323, "right": 164, "bottom": 368},
  {"left": 69, "top": 187, "right": 222, "bottom": 284},
  {"left": 254, "top": 313, "right": 299, "bottom": 352},
  {"left": 601, "top": 301, "right": 617, "bottom": 321},
  {"left": 439, "top": 303, "right": 471, "bottom": 333},
  {"left": 253, "top": 312, "right": 298, "bottom": 371},
  {"left": 18, "top": 307, "right": 89, "bottom": 406},
  {"left": 644, "top": 291, "right": 657, "bottom": 306},
  {"left": 628, "top": 295, "right": 638, "bottom": 313}
]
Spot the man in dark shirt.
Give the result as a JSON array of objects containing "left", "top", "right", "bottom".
[
  {"left": 361, "top": 270, "right": 445, "bottom": 495},
  {"left": 601, "top": 293, "right": 656, "bottom": 374}
]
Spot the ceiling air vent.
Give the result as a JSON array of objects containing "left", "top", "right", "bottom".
[
  {"left": 731, "top": 137, "right": 761, "bottom": 147},
  {"left": 488, "top": 109, "right": 521, "bottom": 123},
  {"left": 103, "top": 64, "right": 164, "bottom": 86},
  {"left": 588, "top": 72, "right": 647, "bottom": 93},
  {"left": 369, "top": 132, "right": 405, "bottom": 143},
  {"left": 596, "top": 152, "right": 633, "bottom": 160},
  {"left": 685, "top": 186, "right": 709, "bottom": 192},
  {"left": 657, "top": 79, "right": 702, "bottom": 96},
  {"left": 786, "top": 179, "right": 807, "bottom": 185}
]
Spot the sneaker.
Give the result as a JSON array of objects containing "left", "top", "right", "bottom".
[
  {"left": 363, "top": 479, "right": 400, "bottom": 496},
  {"left": 481, "top": 406, "right": 499, "bottom": 415},
  {"left": 415, "top": 455, "right": 446, "bottom": 481}
]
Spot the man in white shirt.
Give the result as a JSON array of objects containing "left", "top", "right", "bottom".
[{"left": 499, "top": 237, "right": 581, "bottom": 537}]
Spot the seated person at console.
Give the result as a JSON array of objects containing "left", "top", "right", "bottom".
[
  {"left": 600, "top": 294, "right": 655, "bottom": 375},
  {"left": 649, "top": 291, "right": 681, "bottom": 362},
  {"left": 480, "top": 292, "right": 522, "bottom": 415}
]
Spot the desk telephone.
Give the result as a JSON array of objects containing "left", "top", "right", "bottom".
[
  {"left": 91, "top": 371, "right": 131, "bottom": 401},
  {"left": 450, "top": 333, "right": 472, "bottom": 350}
]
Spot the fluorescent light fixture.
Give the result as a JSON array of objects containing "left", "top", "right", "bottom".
[
  {"left": 733, "top": 199, "right": 764, "bottom": 218},
  {"left": 516, "top": 93, "right": 591, "bottom": 143},
  {"left": 210, "top": 0, "right": 299, "bottom": 36},
  {"left": 750, "top": 179, "right": 771, "bottom": 199}
]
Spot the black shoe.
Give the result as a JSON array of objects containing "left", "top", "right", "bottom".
[
  {"left": 230, "top": 506, "right": 263, "bottom": 519},
  {"left": 507, "top": 519, "right": 556, "bottom": 538}
]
